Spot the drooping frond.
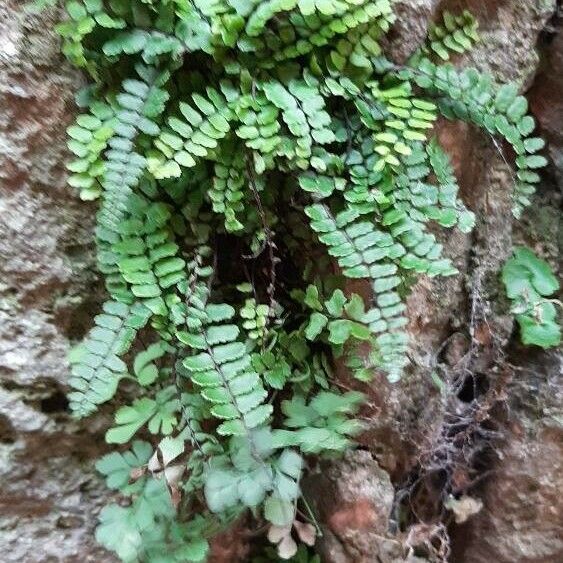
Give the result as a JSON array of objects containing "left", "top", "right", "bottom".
[
  {"left": 56, "top": 1, "right": 549, "bottom": 559},
  {"left": 68, "top": 301, "right": 151, "bottom": 417},
  {"left": 178, "top": 304, "right": 273, "bottom": 438}
]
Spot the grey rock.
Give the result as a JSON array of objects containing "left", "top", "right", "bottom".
[
  {"left": 0, "top": 3, "right": 112, "bottom": 561},
  {"left": 384, "top": 0, "right": 442, "bottom": 63}
]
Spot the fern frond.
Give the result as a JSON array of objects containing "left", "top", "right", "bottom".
[
  {"left": 179, "top": 304, "right": 273, "bottom": 437},
  {"left": 97, "top": 66, "right": 169, "bottom": 239},
  {"left": 66, "top": 102, "right": 115, "bottom": 201},
  {"left": 271, "top": 0, "right": 396, "bottom": 63},
  {"left": 68, "top": 300, "right": 151, "bottom": 417},
  {"left": 103, "top": 30, "right": 185, "bottom": 62},
  {"left": 149, "top": 85, "right": 238, "bottom": 179},
  {"left": 260, "top": 75, "right": 335, "bottom": 167},
  {"left": 111, "top": 200, "right": 188, "bottom": 318},
  {"left": 423, "top": 10, "right": 479, "bottom": 61},
  {"left": 305, "top": 203, "right": 409, "bottom": 378},
  {"left": 426, "top": 139, "right": 476, "bottom": 231},
  {"left": 409, "top": 60, "right": 547, "bottom": 217},
  {"left": 57, "top": 0, "right": 125, "bottom": 74},
  {"left": 325, "top": 20, "right": 386, "bottom": 77},
  {"left": 210, "top": 139, "right": 247, "bottom": 232}
]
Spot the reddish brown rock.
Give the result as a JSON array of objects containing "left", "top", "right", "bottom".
[
  {"left": 529, "top": 25, "right": 563, "bottom": 186},
  {"left": 451, "top": 349, "right": 563, "bottom": 562},
  {"left": 303, "top": 451, "right": 398, "bottom": 563},
  {"left": 208, "top": 520, "right": 251, "bottom": 563}
]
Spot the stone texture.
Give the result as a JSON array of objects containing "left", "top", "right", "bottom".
[
  {"left": 303, "top": 451, "right": 398, "bottom": 563},
  {"left": 384, "top": 0, "right": 442, "bottom": 64},
  {"left": 442, "top": 0, "right": 555, "bottom": 84},
  {"left": 0, "top": 2, "right": 112, "bottom": 561},
  {"left": 451, "top": 349, "right": 563, "bottom": 563}
]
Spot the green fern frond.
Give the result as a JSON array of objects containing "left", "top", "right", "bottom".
[
  {"left": 68, "top": 300, "right": 151, "bottom": 417},
  {"left": 66, "top": 102, "right": 115, "bottom": 201},
  {"left": 408, "top": 59, "right": 546, "bottom": 217},
  {"left": 210, "top": 139, "right": 247, "bottom": 232},
  {"left": 271, "top": 0, "right": 396, "bottom": 63},
  {"left": 149, "top": 87, "right": 237, "bottom": 178},
  {"left": 112, "top": 200, "right": 187, "bottom": 317},
  {"left": 305, "top": 203, "right": 409, "bottom": 378},
  {"left": 424, "top": 10, "right": 480, "bottom": 61},
  {"left": 179, "top": 304, "right": 273, "bottom": 437}
]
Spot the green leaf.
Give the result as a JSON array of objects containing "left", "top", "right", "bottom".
[
  {"left": 303, "top": 285, "right": 323, "bottom": 311},
  {"left": 305, "top": 312, "right": 328, "bottom": 340},
  {"left": 237, "top": 467, "right": 273, "bottom": 506},
  {"left": 503, "top": 247, "right": 560, "bottom": 349},
  {"left": 344, "top": 294, "right": 366, "bottom": 321},
  {"left": 264, "top": 495, "right": 294, "bottom": 526},
  {"left": 204, "top": 469, "right": 240, "bottom": 512},
  {"left": 206, "top": 303, "right": 236, "bottom": 322},
  {"left": 458, "top": 210, "right": 476, "bottom": 233},
  {"left": 503, "top": 247, "right": 559, "bottom": 297},
  {"left": 244, "top": 404, "right": 273, "bottom": 428},
  {"left": 96, "top": 441, "right": 153, "bottom": 490},
  {"left": 106, "top": 398, "right": 156, "bottom": 444},
  {"left": 282, "top": 396, "right": 315, "bottom": 428},
  {"left": 310, "top": 391, "right": 364, "bottom": 417},
  {"left": 521, "top": 155, "right": 548, "bottom": 169},
  {"left": 523, "top": 137, "right": 545, "bottom": 153},
  {"left": 157, "top": 436, "right": 185, "bottom": 466},
  {"left": 325, "top": 289, "right": 347, "bottom": 317},
  {"left": 517, "top": 303, "right": 561, "bottom": 348},
  {"left": 295, "top": 427, "right": 350, "bottom": 453},
  {"left": 96, "top": 505, "right": 142, "bottom": 562},
  {"left": 133, "top": 342, "right": 166, "bottom": 386},
  {"left": 176, "top": 538, "right": 209, "bottom": 563},
  {"left": 328, "top": 319, "right": 353, "bottom": 344},
  {"left": 277, "top": 449, "right": 303, "bottom": 479}
]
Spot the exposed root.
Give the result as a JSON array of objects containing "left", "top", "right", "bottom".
[{"left": 391, "top": 270, "right": 515, "bottom": 562}]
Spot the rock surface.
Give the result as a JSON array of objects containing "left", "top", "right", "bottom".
[
  {"left": 0, "top": 1, "right": 560, "bottom": 562},
  {"left": 451, "top": 348, "right": 563, "bottom": 563},
  {"left": 304, "top": 451, "right": 398, "bottom": 563},
  {"left": 0, "top": 2, "right": 112, "bottom": 561}
]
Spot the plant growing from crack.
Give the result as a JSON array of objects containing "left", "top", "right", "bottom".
[
  {"left": 51, "top": 1, "right": 548, "bottom": 560},
  {"left": 502, "top": 246, "right": 560, "bottom": 348}
]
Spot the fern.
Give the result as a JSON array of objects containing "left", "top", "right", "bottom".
[
  {"left": 502, "top": 247, "right": 561, "bottom": 348},
  {"left": 66, "top": 102, "right": 115, "bottom": 200},
  {"left": 55, "top": 1, "right": 547, "bottom": 560},
  {"left": 179, "top": 303, "right": 273, "bottom": 437},
  {"left": 403, "top": 59, "right": 547, "bottom": 217},
  {"left": 149, "top": 86, "right": 237, "bottom": 178},
  {"left": 68, "top": 300, "right": 151, "bottom": 417},
  {"left": 422, "top": 10, "right": 479, "bottom": 61}
]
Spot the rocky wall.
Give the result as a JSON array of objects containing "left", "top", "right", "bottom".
[
  {"left": 0, "top": 2, "right": 111, "bottom": 561},
  {"left": 0, "top": 1, "right": 560, "bottom": 562}
]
